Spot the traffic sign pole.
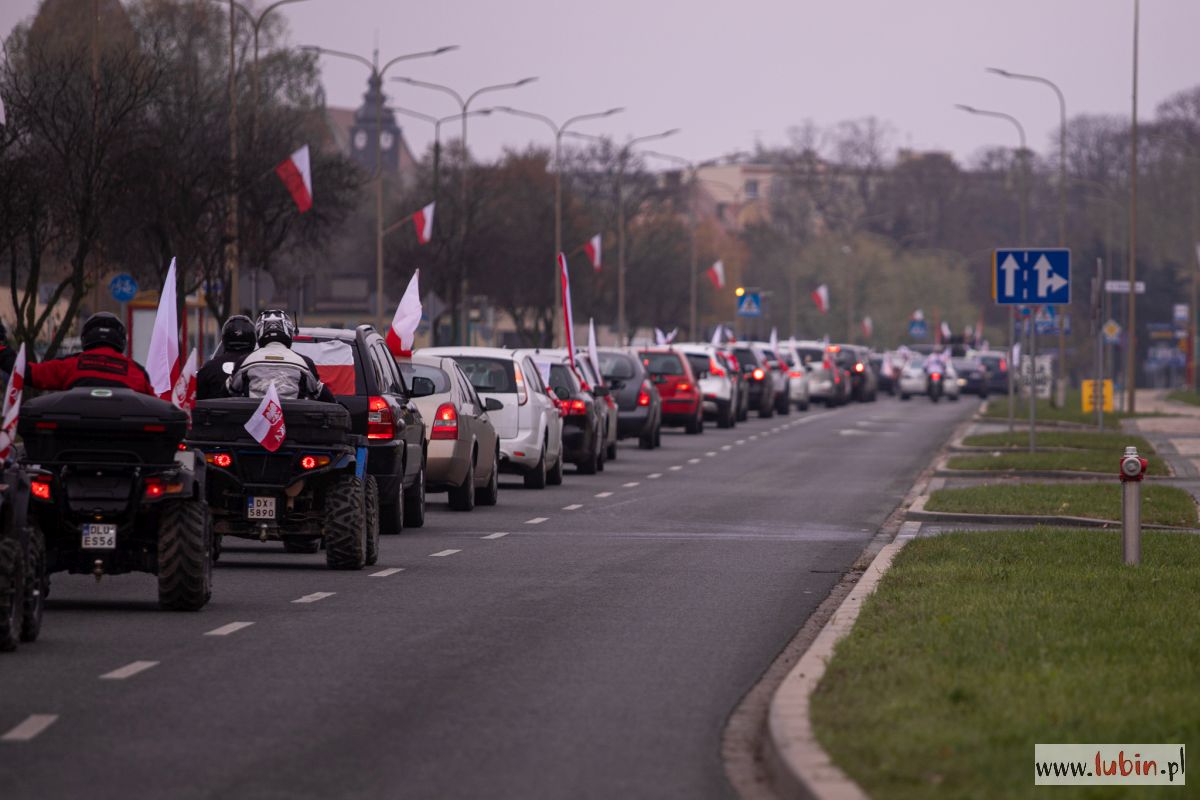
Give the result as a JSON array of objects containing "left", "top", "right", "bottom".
[{"left": 1029, "top": 309, "right": 1037, "bottom": 453}]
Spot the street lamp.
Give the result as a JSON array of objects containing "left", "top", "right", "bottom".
[
  {"left": 303, "top": 44, "right": 457, "bottom": 330},
  {"left": 392, "top": 77, "right": 537, "bottom": 344},
  {"left": 493, "top": 105, "right": 625, "bottom": 346}
]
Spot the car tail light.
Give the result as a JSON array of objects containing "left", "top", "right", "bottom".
[
  {"left": 514, "top": 363, "right": 529, "bottom": 406},
  {"left": 931, "top": 372, "right": 942, "bottom": 381},
  {"left": 35, "top": 421, "right": 56, "bottom": 430},
  {"left": 999, "top": 358, "right": 1008, "bottom": 372},
  {"left": 637, "top": 383, "right": 651, "bottom": 407},
  {"left": 367, "top": 396, "right": 395, "bottom": 440},
  {"left": 431, "top": 402, "right": 459, "bottom": 440},
  {"left": 300, "top": 454, "right": 330, "bottom": 470},
  {"left": 144, "top": 478, "right": 164, "bottom": 499},
  {"left": 143, "top": 424, "right": 166, "bottom": 432},
  {"left": 31, "top": 479, "right": 51, "bottom": 501},
  {"left": 752, "top": 368, "right": 765, "bottom": 381},
  {"left": 854, "top": 362, "right": 865, "bottom": 373},
  {"left": 709, "top": 357, "right": 726, "bottom": 377},
  {"left": 206, "top": 452, "right": 233, "bottom": 468},
  {"left": 788, "top": 370, "right": 804, "bottom": 378},
  {"left": 566, "top": 399, "right": 588, "bottom": 415},
  {"left": 675, "top": 381, "right": 693, "bottom": 394}
]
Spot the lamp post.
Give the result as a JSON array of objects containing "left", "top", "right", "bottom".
[
  {"left": 302, "top": 44, "right": 457, "bottom": 331},
  {"left": 392, "top": 77, "right": 536, "bottom": 344},
  {"left": 391, "top": 107, "right": 495, "bottom": 232},
  {"left": 1128, "top": 0, "right": 1141, "bottom": 413},
  {"left": 493, "top": 105, "right": 625, "bottom": 345},
  {"left": 956, "top": 103, "right": 1030, "bottom": 437},
  {"left": 988, "top": 67, "right": 1071, "bottom": 406}
]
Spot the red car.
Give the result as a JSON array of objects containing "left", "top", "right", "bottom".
[{"left": 637, "top": 348, "right": 704, "bottom": 434}]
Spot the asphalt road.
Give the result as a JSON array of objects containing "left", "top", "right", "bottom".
[{"left": 0, "top": 393, "right": 976, "bottom": 800}]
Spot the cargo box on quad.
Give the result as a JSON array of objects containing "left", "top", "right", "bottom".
[
  {"left": 187, "top": 398, "right": 375, "bottom": 570},
  {"left": 19, "top": 387, "right": 212, "bottom": 611}
]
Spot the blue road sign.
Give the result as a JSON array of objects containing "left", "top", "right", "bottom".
[
  {"left": 994, "top": 248, "right": 1070, "bottom": 305},
  {"left": 908, "top": 319, "right": 928, "bottom": 339},
  {"left": 109, "top": 273, "right": 138, "bottom": 302},
  {"left": 737, "top": 292, "right": 762, "bottom": 317}
]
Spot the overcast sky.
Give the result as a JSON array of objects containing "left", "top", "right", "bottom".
[{"left": 3, "top": 0, "right": 1197, "bottom": 166}]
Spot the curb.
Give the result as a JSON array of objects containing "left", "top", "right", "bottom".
[{"left": 905, "top": 492, "right": 1200, "bottom": 532}]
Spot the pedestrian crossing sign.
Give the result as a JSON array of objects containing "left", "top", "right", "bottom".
[{"left": 737, "top": 292, "right": 762, "bottom": 317}]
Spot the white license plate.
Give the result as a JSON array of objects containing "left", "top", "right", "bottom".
[
  {"left": 247, "top": 496, "right": 276, "bottom": 520},
  {"left": 81, "top": 524, "right": 117, "bottom": 549}
]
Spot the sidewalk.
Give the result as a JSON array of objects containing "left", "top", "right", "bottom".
[{"left": 1127, "top": 389, "right": 1200, "bottom": 480}]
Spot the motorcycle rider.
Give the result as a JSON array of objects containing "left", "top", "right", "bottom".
[
  {"left": 227, "top": 309, "right": 333, "bottom": 402},
  {"left": 197, "top": 315, "right": 255, "bottom": 400},
  {"left": 27, "top": 312, "right": 154, "bottom": 395}
]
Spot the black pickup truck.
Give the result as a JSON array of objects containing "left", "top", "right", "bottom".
[{"left": 293, "top": 326, "right": 428, "bottom": 533}]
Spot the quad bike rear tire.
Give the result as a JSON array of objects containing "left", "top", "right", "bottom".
[
  {"left": 158, "top": 498, "right": 213, "bottom": 611},
  {"left": 324, "top": 475, "right": 366, "bottom": 571}
]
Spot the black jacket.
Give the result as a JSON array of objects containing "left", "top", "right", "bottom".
[{"left": 196, "top": 351, "right": 248, "bottom": 401}]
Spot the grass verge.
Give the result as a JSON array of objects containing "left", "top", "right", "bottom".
[
  {"left": 962, "top": 430, "right": 1155, "bottom": 453},
  {"left": 1166, "top": 389, "right": 1200, "bottom": 408},
  {"left": 925, "top": 483, "right": 1196, "bottom": 527},
  {"left": 946, "top": 450, "right": 1169, "bottom": 476},
  {"left": 980, "top": 390, "right": 1121, "bottom": 427},
  {"left": 811, "top": 529, "right": 1200, "bottom": 800}
]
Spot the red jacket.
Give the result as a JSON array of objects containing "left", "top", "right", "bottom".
[{"left": 28, "top": 346, "right": 155, "bottom": 395}]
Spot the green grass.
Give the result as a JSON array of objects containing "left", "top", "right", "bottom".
[
  {"left": 925, "top": 483, "right": 1197, "bottom": 527},
  {"left": 1166, "top": 389, "right": 1200, "bottom": 408},
  {"left": 946, "top": 451, "right": 1169, "bottom": 476},
  {"left": 981, "top": 390, "right": 1121, "bottom": 427},
  {"left": 962, "top": 430, "right": 1155, "bottom": 454},
  {"left": 812, "top": 529, "right": 1200, "bottom": 800}
]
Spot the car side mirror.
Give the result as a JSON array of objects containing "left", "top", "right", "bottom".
[
  {"left": 554, "top": 386, "right": 571, "bottom": 401},
  {"left": 592, "top": 385, "right": 610, "bottom": 398},
  {"left": 484, "top": 397, "right": 503, "bottom": 412},
  {"left": 409, "top": 376, "right": 436, "bottom": 398}
]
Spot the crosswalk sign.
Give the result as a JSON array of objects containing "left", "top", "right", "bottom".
[{"left": 737, "top": 292, "right": 762, "bottom": 317}]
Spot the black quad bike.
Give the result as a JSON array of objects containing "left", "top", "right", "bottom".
[
  {"left": 187, "top": 398, "right": 376, "bottom": 570},
  {"left": 18, "top": 388, "right": 212, "bottom": 611},
  {"left": 0, "top": 462, "right": 44, "bottom": 651}
]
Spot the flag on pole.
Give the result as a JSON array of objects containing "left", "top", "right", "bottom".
[
  {"left": 559, "top": 253, "right": 575, "bottom": 366},
  {"left": 275, "top": 144, "right": 313, "bottom": 213},
  {"left": 244, "top": 381, "right": 286, "bottom": 453},
  {"left": 707, "top": 260, "right": 725, "bottom": 289},
  {"left": 811, "top": 284, "right": 829, "bottom": 313},
  {"left": 147, "top": 258, "right": 180, "bottom": 399},
  {"left": 940, "top": 321, "right": 952, "bottom": 341},
  {"left": 655, "top": 327, "right": 677, "bottom": 345},
  {"left": 170, "top": 348, "right": 199, "bottom": 416},
  {"left": 587, "top": 318, "right": 601, "bottom": 385},
  {"left": 769, "top": 327, "right": 784, "bottom": 364},
  {"left": 386, "top": 270, "right": 422, "bottom": 357},
  {"left": 710, "top": 325, "right": 724, "bottom": 346},
  {"left": 584, "top": 234, "right": 602, "bottom": 271},
  {"left": 413, "top": 202, "right": 435, "bottom": 245},
  {"left": 861, "top": 316, "right": 873, "bottom": 338},
  {"left": 0, "top": 344, "right": 27, "bottom": 462}
]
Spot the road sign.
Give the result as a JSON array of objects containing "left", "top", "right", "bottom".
[
  {"left": 908, "top": 319, "right": 928, "bottom": 339},
  {"left": 1102, "top": 319, "right": 1122, "bottom": 344},
  {"left": 1081, "top": 379, "right": 1113, "bottom": 413},
  {"left": 736, "top": 292, "right": 762, "bottom": 317},
  {"left": 1104, "top": 279, "right": 1145, "bottom": 294},
  {"left": 994, "top": 248, "right": 1070, "bottom": 305},
  {"left": 1174, "top": 304, "right": 1189, "bottom": 325},
  {"left": 109, "top": 273, "right": 138, "bottom": 303}
]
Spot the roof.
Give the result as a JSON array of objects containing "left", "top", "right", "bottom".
[{"left": 297, "top": 325, "right": 375, "bottom": 341}]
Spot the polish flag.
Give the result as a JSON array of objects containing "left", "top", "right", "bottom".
[
  {"left": 584, "top": 234, "right": 602, "bottom": 271},
  {"left": 170, "top": 348, "right": 199, "bottom": 416},
  {"left": 587, "top": 318, "right": 601, "bottom": 383},
  {"left": 940, "top": 321, "right": 952, "bottom": 341},
  {"left": 147, "top": 258, "right": 181, "bottom": 398},
  {"left": 559, "top": 253, "right": 575, "bottom": 366},
  {"left": 710, "top": 324, "right": 724, "bottom": 346},
  {"left": 413, "top": 202, "right": 435, "bottom": 245},
  {"left": 769, "top": 327, "right": 784, "bottom": 365},
  {"left": 386, "top": 270, "right": 422, "bottom": 357},
  {"left": 811, "top": 284, "right": 829, "bottom": 313},
  {"left": 244, "top": 381, "right": 286, "bottom": 452},
  {"left": 861, "top": 316, "right": 874, "bottom": 338},
  {"left": 0, "top": 344, "right": 27, "bottom": 461},
  {"left": 707, "top": 260, "right": 725, "bottom": 289},
  {"left": 275, "top": 144, "right": 313, "bottom": 213},
  {"left": 655, "top": 327, "right": 677, "bottom": 345}
]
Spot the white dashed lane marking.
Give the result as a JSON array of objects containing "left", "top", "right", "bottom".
[
  {"left": 430, "top": 549, "right": 461, "bottom": 557},
  {"left": 687, "top": 458, "right": 700, "bottom": 464},
  {"left": 204, "top": 621, "right": 255, "bottom": 637},
  {"left": 483, "top": 532, "right": 510, "bottom": 539},
  {"left": 370, "top": 567, "right": 404, "bottom": 577},
  {"left": 669, "top": 465, "right": 683, "bottom": 471},
  {"left": 736, "top": 439, "right": 745, "bottom": 445},
  {"left": 1, "top": 715, "right": 58, "bottom": 742},
  {"left": 721, "top": 445, "right": 732, "bottom": 451},
  {"left": 525, "top": 517, "right": 549, "bottom": 525},
  {"left": 705, "top": 451, "right": 716, "bottom": 457},
  {"left": 622, "top": 482, "right": 639, "bottom": 488},
  {"left": 100, "top": 661, "right": 159, "bottom": 681},
  {"left": 563, "top": 504, "right": 583, "bottom": 511},
  {"left": 647, "top": 473, "right": 662, "bottom": 479},
  {"left": 594, "top": 492, "right": 613, "bottom": 498},
  {"left": 292, "top": 592, "right": 336, "bottom": 604}
]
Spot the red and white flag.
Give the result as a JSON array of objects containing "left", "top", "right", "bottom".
[
  {"left": 811, "top": 284, "right": 829, "bottom": 313},
  {"left": 584, "top": 234, "right": 602, "bottom": 271},
  {"left": 170, "top": 348, "right": 199, "bottom": 416},
  {"left": 559, "top": 252, "right": 575, "bottom": 366},
  {"left": 413, "top": 202, "right": 435, "bottom": 245},
  {"left": 386, "top": 270, "right": 422, "bottom": 358},
  {"left": 707, "top": 260, "right": 725, "bottom": 289},
  {"left": 655, "top": 327, "right": 677, "bottom": 345},
  {"left": 0, "top": 344, "right": 27, "bottom": 461},
  {"left": 275, "top": 144, "right": 313, "bottom": 213},
  {"left": 861, "top": 316, "right": 874, "bottom": 338},
  {"left": 710, "top": 324, "right": 724, "bottom": 346},
  {"left": 940, "top": 321, "right": 952, "bottom": 341},
  {"left": 769, "top": 327, "right": 784, "bottom": 365},
  {"left": 147, "top": 258, "right": 181, "bottom": 398},
  {"left": 587, "top": 318, "right": 601, "bottom": 384},
  {"left": 244, "top": 381, "right": 286, "bottom": 453}
]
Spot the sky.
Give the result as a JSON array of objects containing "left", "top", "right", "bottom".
[{"left": 2, "top": 0, "right": 1198, "bottom": 166}]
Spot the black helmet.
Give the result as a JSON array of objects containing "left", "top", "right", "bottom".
[
  {"left": 81, "top": 312, "right": 127, "bottom": 352},
  {"left": 255, "top": 308, "right": 295, "bottom": 347},
  {"left": 221, "top": 314, "right": 256, "bottom": 352}
]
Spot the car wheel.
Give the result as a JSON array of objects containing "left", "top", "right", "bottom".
[
  {"left": 477, "top": 449, "right": 500, "bottom": 505},
  {"left": 639, "top": 429, "right": 654, "bottom": 449},
  {"left": 798, "top": 399, "right": 809, "bottom": 412},
  {"left": 717, "top": 403, "right": 734, "bottom": 429},
  {"left": 900, "top": 393, "right": 910, "bottom": 401},
  {"left": 364, "top": 476, "right": 380, "bottom": 566},
  {"left": 403, "top": 462, "right": 427, "bottom": 528},
  {"left": 685, "top": 412, "right": 702, "bottom": 434},
  {"left": 547, "top": 446, "right": 564, "bottom": 486},
  {"left": 606, "top": 440, "right": 617, "bottom": 461},
  {"left": 448, "top": 466, "right": 476, "bottom": 512},
  {"left": 759, "top": 401, "right": 774, "bottom": 419},
  {"left": 523, "top": 447, "right": 548, "bottom": 489}
]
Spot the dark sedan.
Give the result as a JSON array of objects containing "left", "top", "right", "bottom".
[
  {"left": 974, "top": 350, "right": 1009, "bottom": 396},
  {"left": 545, "top": 357, "right": 606, "bottom": 474},
  {"left": 952, "top": 357, "right": 989, "bottom": 397},
  {"left": 597, "top": 348, "right": 662, "bottom": 449}
]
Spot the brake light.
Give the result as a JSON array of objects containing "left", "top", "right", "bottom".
[
  {"left": 675, "top": 381, "right": 693, "bottom": 394},
  {"left": 207, "top": 452, "right": 233, "bottom": 468},
  {"left": 514, "top": 363, "right": 529, "bottom": 406},
  {"left": 788, "top": 370, "right": 804, "bottom": 378},
  {"left": 566, "top": 399, "right": 588, "bottom": 415},
  {"left": 367, "top": 396, "right": 395, "bottom": 440},
  {"left": 931, "top": 373, "right": 942, "bottom": 381},
  {"left": 431, "top": 402, "right": 459, "bottom": 440},
  {"left": 752, "top": 368, "right": 765, "bottom": 381},
  {"left": 31, "top": 479, "right": 51, "bottom": 501},
  {"left": 144, "top": 478, "right": 164, "bottom": 499},
  {"left": 999, "top": 358, "right": 1008, "bottom": 372},
  {"left": 143, "top": 424, "right": 166, "bottom": 432},
  {"left": 854, "top": 362, "right": 865, "bottom": 373},
  {"left": 709, "top": 357, "right": 726, "bottom": 377},
  {"left": 827, "top": 345, "right": 841, "bottom": 353},
  {"left": 637, "top": 383, "right": 651, "bottom": 407}
]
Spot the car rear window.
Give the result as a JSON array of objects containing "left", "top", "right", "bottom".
[
  {"left": 979, "top": 355, "right": 1002, "bottom": 371},
  {"left": 598, "top": 352, "right": 636, "bottom": 380},
  {"left": 398, "top": 362, "right": 452, "bottom": 393},
  {"left": 733, "top": 348, "right": 758, "bottom": 368},
  {"left": 639, "top": 352, "right": 685, "bottom": 376},
  {"left": 293, "top": 339, "right": 357, "bottom": 395},
  {"left": 796, "top": 347, "right": 823, "bottom": 364},
  {"left": 548, "top": 364, "right": 581, "bottom": 394},
  {"left": 684, "top": 354, "right": 709, "bottom": 377},
  {"left": 454, "top": 357, "right": 517, "bottom": 393}
]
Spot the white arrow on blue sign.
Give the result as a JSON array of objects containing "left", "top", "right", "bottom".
[{"left": 994, "top": 248, "right": 1070, "bottom": 305}]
